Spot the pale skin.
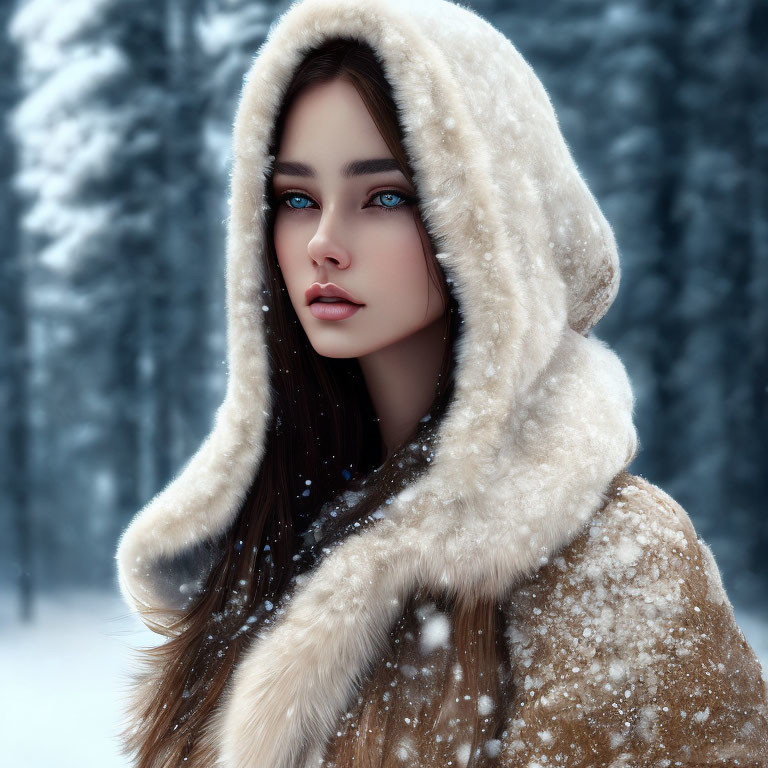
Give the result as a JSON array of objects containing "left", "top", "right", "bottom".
[{"left": 271, "top": 78, "right": 450, "bottom": 463}]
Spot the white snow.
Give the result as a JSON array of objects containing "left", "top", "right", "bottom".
[
  {"left": 419, "top": 611, "right": 451, "bottom": 654},
  {"left": 0, "top": 589, "right": 765, "bottom": 767},
  {"left": 0, "top": 589, "right": 159, "bottom": 767},
  {"left": 477, "top": 693, "right": 495, "bottom": 715},
  {"left": 484, "top": 738, "right": 502, "bottom": 757},
  {"left": 692, "top": 706, "right": 711, "bottom": 723}
]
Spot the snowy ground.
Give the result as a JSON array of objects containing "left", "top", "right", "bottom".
[
  {"left": 0, "top": 590, "right": 159, "bottom": 768},
  {"left": 0, "top": 589, "right": 766, "bottom": 767}
]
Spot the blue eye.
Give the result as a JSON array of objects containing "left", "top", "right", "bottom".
[
  {"left": 277, "top": 189, "right": 414, "bottom": 213},
  {"left": 282, "top": 193, "right": 313, "bottom": 210},
  {"left": 371, "top": 191, "right": 406, "bottom": 209}
]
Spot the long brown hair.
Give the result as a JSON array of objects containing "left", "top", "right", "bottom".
[{"left": 120, "top": 37, "right": 510, "bottom": 767}]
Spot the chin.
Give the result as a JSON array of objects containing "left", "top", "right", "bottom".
[
  {"left": 307, "top": 336, "right": 363, "bottom": 360},
  {"left": 308, "top": 333, "right": 393, "bottom": 360},
  {"left": 313, "top": 348, "right": 355, "bottom": 360}
]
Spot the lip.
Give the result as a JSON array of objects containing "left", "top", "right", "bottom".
[
  {"left": 309, "top": 301, "right": 362, "bottom": 321},
  {"left": 305, "top": 282, "right": 364, "bottom": 306}
]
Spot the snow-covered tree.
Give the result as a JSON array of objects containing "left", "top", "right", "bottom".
[
  {"left": 1, "top": 0, "right": 31, "bottom": 618},
  {"left": 8, "top": 0, "right": 166, "bottom": 584},
  {"left": 195, "top": 0, "right": 277, "bottom": 403}
]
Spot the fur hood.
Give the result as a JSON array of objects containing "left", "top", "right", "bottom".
[{"left": 115, "top": 0, "right": 641, "bottom": 765}]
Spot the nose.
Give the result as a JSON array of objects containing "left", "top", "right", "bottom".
[{"left": 307, "top": 206, "right": 351, "bottom": 269}]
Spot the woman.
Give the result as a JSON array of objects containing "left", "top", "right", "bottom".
[{"left": 115, "top": 1, "right": 768, "bottom": 766}]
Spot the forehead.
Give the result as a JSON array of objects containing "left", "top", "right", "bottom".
[{"left": 274, "top": 79, "right": 395, "bottom": 174}]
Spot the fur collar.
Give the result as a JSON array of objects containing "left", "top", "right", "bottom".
[
  {"left": 211, "top": 326, "right": 636, "bottom": 767},
  {"left": 114, "top": 0, "right": 638, "bottom": 765}
]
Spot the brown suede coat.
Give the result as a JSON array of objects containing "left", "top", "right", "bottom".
[{"left": 322, "top": 471, "right": 768, "bottom": 767}]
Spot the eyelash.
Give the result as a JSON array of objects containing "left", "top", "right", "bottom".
[{"left": 276, "top": 189, "right": 415, "bottom": 214}]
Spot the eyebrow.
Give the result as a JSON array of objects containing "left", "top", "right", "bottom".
[{"left": 273, "top": 157, "right": 402, "bottom": 179}]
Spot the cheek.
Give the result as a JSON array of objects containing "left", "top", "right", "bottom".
[
  {"left": 273, "top": 219, "right": 307, "bottom": 290},
  {"left": 273, "top": 216, "right": 295, "bottom": 266},
  {"left": 369, "top": 218, "right": 431, "bottom": 296}
]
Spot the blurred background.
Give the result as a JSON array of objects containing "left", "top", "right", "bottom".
[{"left": 0, "top": 0, "right": 765, "bottom": 764}]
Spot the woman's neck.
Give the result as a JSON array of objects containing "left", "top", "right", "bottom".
[{"left": 357, "top": 314, "right": 448, "bottom": 463}]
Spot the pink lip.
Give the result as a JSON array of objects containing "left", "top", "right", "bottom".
[
  {"left": 305, "top": 282, "right": 363, "bottom": 306},
  {"left": 309, "top": 301, "right": 363, "bottom": 321}
]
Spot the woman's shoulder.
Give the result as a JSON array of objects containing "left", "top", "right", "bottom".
[
  {"left": 508, "top": 471, "right": 734, "bottom": 637},
  {"left": 525, "top": 468, "right": 757, "bottom": 658},
  {"left": 560, "top": 469, "right": 726, "bottom": 595},
  {"left": 516, "top": 470, "right": 725, "bottom": 613},
  {"left": 608, "top": 469, "right": 704, "bottom": 534},
  {"left": 593, "top": 469, "right": 701, "bottom": 550},
  {"left": 502, "top": 469, "right": 768, "bottom": 765}
]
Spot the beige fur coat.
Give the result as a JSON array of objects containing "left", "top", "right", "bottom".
[{"left": 115, "top": 0, "right": 768, "bottom": 765}]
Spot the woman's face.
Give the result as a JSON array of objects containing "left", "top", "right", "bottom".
[{"left": 271, "top": 77, "right": 448, "bottom": 359}]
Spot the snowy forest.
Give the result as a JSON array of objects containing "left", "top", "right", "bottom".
[
  {"left": 2, "top": 0, "right": 767, "bottom": 607},
  {"left": 4, "top": 0, "right": 766, "bottom": 611},
  {"left": 1, "top": 0, "right": 766, "bottom": 763}
]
